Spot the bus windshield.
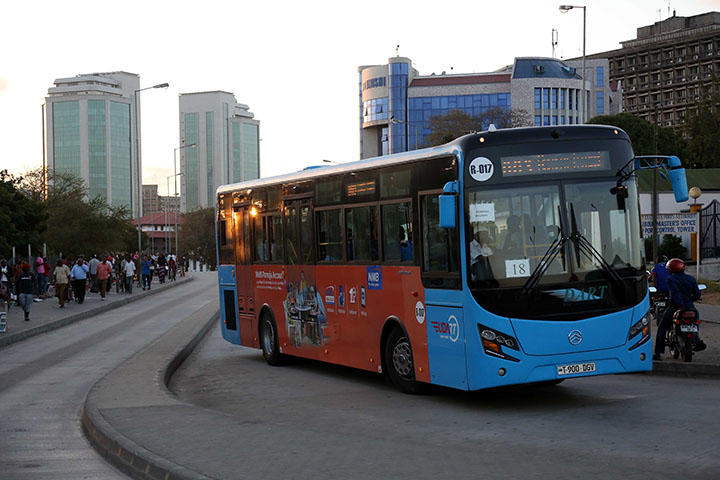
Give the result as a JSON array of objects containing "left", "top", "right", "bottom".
[{"left": 466, "top": 177, "right": 644, "bottom": 320}]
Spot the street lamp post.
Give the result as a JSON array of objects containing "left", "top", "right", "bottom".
[
  {"left": 134, "top": 82, "right": 169, "bottom": 254},
  {"left": 172, "top": 144, "right": 195, "bottom": 256},
  {"left": 559, "top": 5, "right": 586, "bottom": 123}
]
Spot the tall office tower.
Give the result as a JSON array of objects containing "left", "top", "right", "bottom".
[
  {"left": 178, "top": 91, "right": 260, "bottom": 212},
  {"left": 45, "top": 72, "right": 142, "bottom": 214},
  {"left": 589, "top": 11, "right": 720, "bottom": 128}
]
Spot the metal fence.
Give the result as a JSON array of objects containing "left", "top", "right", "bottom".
[{"left": 701, "top": 199, "right": 720, "bottom": 258}]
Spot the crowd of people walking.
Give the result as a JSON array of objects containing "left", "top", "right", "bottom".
[{"left": 0, "top": 253, "right": 189, "bottom": 327}]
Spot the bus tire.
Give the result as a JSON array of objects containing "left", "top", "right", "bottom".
[
  {"left": 384, "top": 327, "right": 427, "bottom": 394},
  {"left": 260, "top": 313, "right": 284, "bottom": 366}
]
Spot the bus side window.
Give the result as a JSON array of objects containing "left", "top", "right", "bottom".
[
  {"left": 317, "top": 209, "right": 343, "bottom": 261},
  {"left": 285, "top": 205, "right": 299, "bottom": 265},
  {"left": 269, "top": 215, "right": 283, "bottom": 262},
  {"left": 254, "top": 215, "right": 267, "bottom": 262},
  {"left": 345, "top": 206, "right": 379, "bottom": 262},
  {"left": 420, "top": 193, "right": 459, "bottom": 288},
  {"left": 217, "top": 195, "right": 234, "bottom": 265},
  {"left": 299, "top": 204, "right": 314, "bottom": 264},
  {"left": 381, "top": 201, "right": 413, "bottom": 262}
]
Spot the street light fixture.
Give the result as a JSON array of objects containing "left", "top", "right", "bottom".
[
  {"left": 172, "top": 143, "right": 196, "bottom": 256},
  {"left": 559, "top": 4, "right": 587, "bottom": 123},
  {"left": 390, "top": 115, "right": 420, "bottom": 150},
  {"left": 134, "top": 82, "right": 169, "bottom": 254}
]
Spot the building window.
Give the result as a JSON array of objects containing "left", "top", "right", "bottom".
[
  {"left": 560, "top": 89, "right": 566, "bottom": 109},
  {"left": 597, "top": 91, "right": 604, "bottom": 114},
  {"left": 596, "top": 66, "right": 604, "bottom": 87},
  {"left": 551, "top": 88, "right": 558, "bottom": 109},
  {"left": 569, "top": 89, "right": 573, "bottom": 110},
  {"left": 534, "top": 115, "right": 541, "bottom": 126},
  {"left": 543, "top": 115, "right": 550, "bottom": 126},
  {"left": 552, "top": 115, "right": 558, "bottom": 125},
  {"left": 543, "top": 88, "right": 550, "bottom": 109},
  {"left": 534, "top": 88, "right": 541, "bottom": 109}
]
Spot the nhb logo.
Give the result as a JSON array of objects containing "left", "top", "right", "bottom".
[
  {"left": 469, "top": 157, "right": 494, "bottom": 182},
  {"left": 367, "top": 266, "right": 382, "bottom": 290}
]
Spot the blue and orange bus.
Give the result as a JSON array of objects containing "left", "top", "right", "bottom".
[{"left": 215, "top": 125, "right": 688, "bottom": 393}]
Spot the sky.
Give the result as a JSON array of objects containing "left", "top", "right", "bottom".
[{"left": 1, "top": 0, "right": 719, "bottom": 195}]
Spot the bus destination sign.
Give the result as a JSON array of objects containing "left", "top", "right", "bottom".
[
  {"left": 501, "top": 151, "right": 610, "bottom": 177},
  {"left": 346, "top": 180, "right": 376, "bottom": 197}
]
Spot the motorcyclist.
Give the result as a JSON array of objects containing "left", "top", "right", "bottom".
[
  {"left": 650, "top": 255, "right": 669, "bottom": 294},
  {"left": 653, "top": 258, "right": 706, "bottom": 361}
]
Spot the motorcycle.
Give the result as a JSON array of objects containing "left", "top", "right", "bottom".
[
  {"left": 666, "top": 309, "right": 701, "bottom": 362},
  {"left": 649, "top": 289, "right": 668, "bottom": 326}
]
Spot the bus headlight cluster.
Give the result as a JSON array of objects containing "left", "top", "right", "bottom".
[
  {"left": 628, "top": 314, "right": 651, "bottom": 351},
  {"left": 478, "top": 324, "right": 520, "bottom": 362}
]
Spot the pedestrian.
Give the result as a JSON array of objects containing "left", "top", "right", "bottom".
[
  {"left": 71, "top": 257, "right": 89, "bottom": 304},
  {"left": 141, "top": 255, "right": 152, "bottom": 290},
  {"left": 17, "top": 265, "right": 34, "bottom": 321},
  {"left": 168, "top": 256, "right": 177, "bottom": 281},
  {"left": 157, "top": 254, "right": 167, "bottom": 284},
  {"left": 116, "top": 254, "right": 125, "bottom": 293},
  {"left": 651, "top": 255, "right": 670, "bottom": 295},
  {"left": 43, "top": 257, "right": 51, "bottom": 298},
  {"left": 124, "top": 254, "right": 136, "bottom": 294},
  {"left": 35, "top": 256, "right": 47, "bottom": 298},
  {"left": 88, "top": 254, "right": 100, "bottom": 293},
  {"left": 96, "top": 257, "right": 112, "bottom": 300},
  {"left": 1, "top": 259, "right": 12, "bottom": 301},
  {"left": 52, "top": 259, "right": 71, "bottom": 308},
  {"left": 13, "top": 258, "right": 24, "bottom": 305}
]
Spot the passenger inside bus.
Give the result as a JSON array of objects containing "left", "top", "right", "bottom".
[
  {"left": 399, "top": 226, "right": 413, "bottom": 261},
  {"left": 470, "top": 227, "right": 495, "bottom": 283}
]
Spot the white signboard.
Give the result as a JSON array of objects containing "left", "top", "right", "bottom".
[
  {"left": 469, "top": 202, "right": 495, "bottom": 223},
  {"left": 641, "top": 213, "right": 697, "bottom": 238},
  {"left": 505, "top": 259, "right": 531, "bottom": 278}
]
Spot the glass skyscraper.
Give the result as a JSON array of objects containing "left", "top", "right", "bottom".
[
  {"left": 46, "top": 72, "right": 140, "bottom": 214},
  {"left": 179, "top": 92, "right": 260, "bottom": 212}
]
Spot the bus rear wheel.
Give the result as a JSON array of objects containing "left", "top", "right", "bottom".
[
  {"left": 260, "top": 313, "right": 284, "bottom": 366},
  {"left": 384, "top": 328, "right": 427, "bottom": 394}
]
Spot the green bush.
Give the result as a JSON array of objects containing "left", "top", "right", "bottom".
[{"left": 658, "top": 234, "right": 688, "bottom": 260}]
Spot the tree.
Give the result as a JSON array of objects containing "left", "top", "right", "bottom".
[
  {"left": 179, "top": 207, "right": 216, "bottom": 269},
  {"left": 683, "top": 79, "right": 720, "bottom": 168},
  {"left": 658, "top": 234, "right": 688, "bottom": 260},
  {"left": 423, "top": 108, "right": 532, "bottom": 147},
  {"left": 587, "top": 113, "right": 686, "bottom": 158},
  {"left": 0, "top": 170, "right": 46, "bottom": 259},
  {"left": 20, "top": 168, "right": 140, "bottom": 258}
]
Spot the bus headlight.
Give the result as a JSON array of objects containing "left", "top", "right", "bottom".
[
  {"left": 478, "top": 324, "right": 520, "bottom": 362},
  {"left": 628, "top": 314, "right": 651, "bottom": 350}
]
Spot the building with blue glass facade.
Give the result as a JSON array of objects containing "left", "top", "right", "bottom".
[
  {"left": 45, "top": 72, "right": 141, "bottom": 214},
  {"left": 178, "top": 92, "right": 260, "bottom": 212},
  {"left": 359, "top": 56, "right": 620, "bottom": 159}
]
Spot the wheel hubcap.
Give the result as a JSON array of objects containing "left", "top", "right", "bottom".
[
  {"left": 392, "top": 339, "right": 413, "bottom": 379},
  {"left": 263, "top": 320, "right": 274, "bottom": 353}
]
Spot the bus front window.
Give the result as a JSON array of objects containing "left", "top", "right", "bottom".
[{"left": 466, "top": 184, "right": 564, "bottom": 286}]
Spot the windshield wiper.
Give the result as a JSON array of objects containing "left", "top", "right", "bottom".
[
  {"left": 521, "top": 206, "right": 567, "bottom": 295},
  {"left": 568, "top": 203, "right": 624, "bottom": 286}
]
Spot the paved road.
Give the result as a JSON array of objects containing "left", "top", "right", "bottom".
[
  {"left": 0, "top": 272, "right": 217, "bottom": 479},
  {"left": 169, "top": 325, "right": 720, "bottom": 479}
]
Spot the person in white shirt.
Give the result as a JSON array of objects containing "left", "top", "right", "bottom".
[
  {"left": 123, "top": 255, "right": 136, "bottom": 294},
  {"left": 470, "top": 227, "right": 495, "bottom": 282}
]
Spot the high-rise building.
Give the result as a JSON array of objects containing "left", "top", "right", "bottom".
[
  {"left": 178, "top": 91, "right": 260, "bottom": 212},
  {"left": 142, "top": 184, "right": 180, "bottom": 215},
  {"left": 588, "top": 11, "right": 720, "bottom": 128},
  {"left": 45, "top": 72, "right": 141, "bottom": 214},
  {"left": 359, "top": 57, "right": 619, "bottom": 159}
]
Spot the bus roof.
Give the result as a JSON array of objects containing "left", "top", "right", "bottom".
[{"left": 216, "top": 125, "right": 628, "bottom": 196}]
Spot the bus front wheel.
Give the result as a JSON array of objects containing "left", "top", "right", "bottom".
[
  {"left": 260, "top": 314, "right": 284, "bottom": 366},
  {"left": 384, "top": 328, "right": 427, "bottom": 394}
]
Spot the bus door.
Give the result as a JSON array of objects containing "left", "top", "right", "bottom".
[
  {"left": 419, "top": 190, "right": 468, "bottom": 390},
  {"left": 233, "top": 204, "right": 255, "bottom": 337},
  {"left": 283, "top": 196, "right": 317, "bottom": 346}
]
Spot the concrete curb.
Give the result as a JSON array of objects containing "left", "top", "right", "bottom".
[
  {"left": 81, "top": 301, "right": 219, "bottom": 480},
  {"left": 651, "top": 360, "right": 720, "bottom": 379},
  {"left": 0, "top": 276, "right": 194, "bottom": 349}
]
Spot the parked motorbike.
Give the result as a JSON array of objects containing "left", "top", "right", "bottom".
[
  {"left": 649, "top": 290, "right": 668, "bottom": 326},
  {"left": 666, "top": 309, "right": 702, "bottom": 362}
]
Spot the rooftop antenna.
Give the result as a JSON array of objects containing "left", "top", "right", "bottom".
[{"left": 551, "top": 28, "right": 559, "bottom": 58}]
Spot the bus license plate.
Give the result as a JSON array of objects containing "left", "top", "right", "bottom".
[
  {"left": 680, "top": 325, "right": 698, "bottom": 332},
  {"left": 557, "top": 362, "right": 596, "bottom": 376},
  {"left": 656, "top": 301, "right": 666, "bottom": 307}
]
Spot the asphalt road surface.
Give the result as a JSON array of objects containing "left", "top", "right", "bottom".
[
  {"left": 0, "top": 273, "right": 217, "bottom": 479},
  {"left": 171, "top": 325, "right": 720, "bottom": 479}
]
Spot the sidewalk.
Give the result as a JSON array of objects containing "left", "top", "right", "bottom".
[{"left": 0, "top": 275, "right": 193, "bottom": 348}]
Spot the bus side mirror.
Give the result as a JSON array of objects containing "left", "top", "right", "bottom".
[
  {"left": 439, "top": 181, "right": 458, "bottom": 228},
  {"left": 667, "top": 156, "right": 689, "bottom": 202},
  {"left": 439, "top": 195, "right": 456, "bottom": 228}
]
